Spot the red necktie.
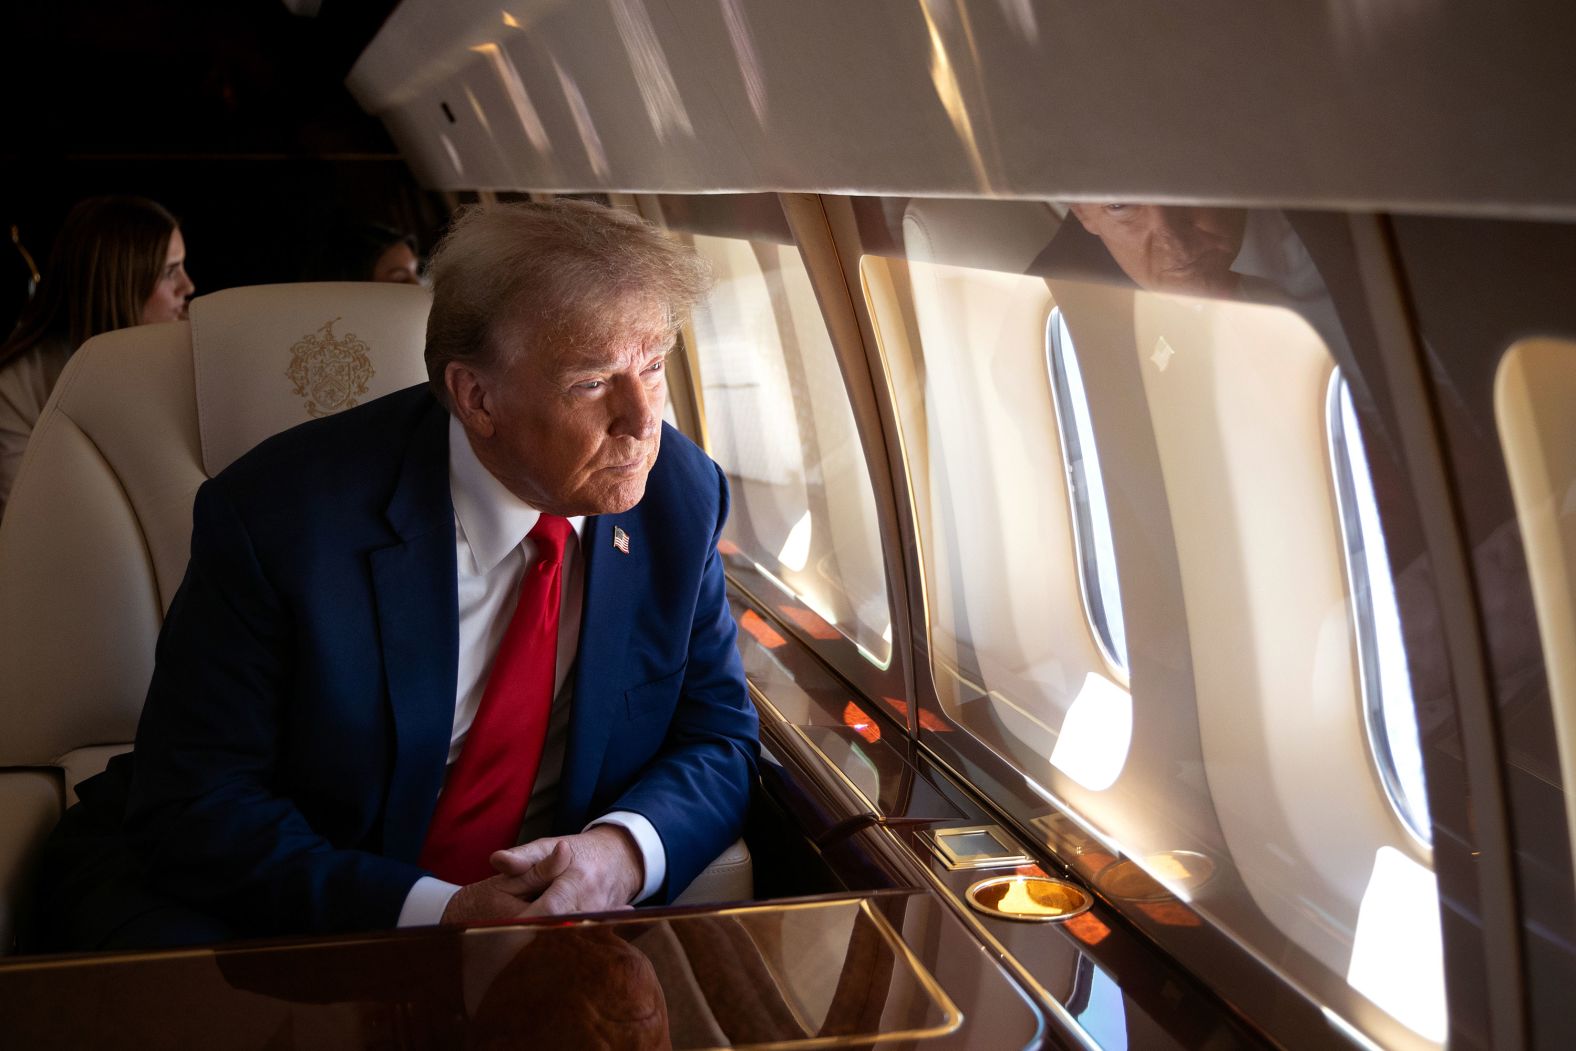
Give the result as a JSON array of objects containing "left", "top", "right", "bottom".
[{"left": 419, "top": 513, "right": 573, "bottom": 885}]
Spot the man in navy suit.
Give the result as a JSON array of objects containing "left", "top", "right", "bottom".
[{"left": 33, "top": 200, "right": 758, "bottom": 947}]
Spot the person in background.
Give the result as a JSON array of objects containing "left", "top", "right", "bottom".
[
  {"left": 0, "top": 195, "right": 193, "bottom": 521},
  {"left": 302, "top": 221, "right": 424, "bottom": 285},
  {"left": 1062, "top": 203, "right": 1248, "bottom": 298},
  {"left": 1053, "top": 202, "right": 1346, "bottom": 354}
]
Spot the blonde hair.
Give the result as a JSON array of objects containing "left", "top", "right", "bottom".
[{"left": 424, "top": 200, "right": 711, "bottom": 407}]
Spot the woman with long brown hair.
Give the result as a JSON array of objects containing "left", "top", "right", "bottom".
[{"left": 0, "top": 195, "right": 194, "bottom": 519}]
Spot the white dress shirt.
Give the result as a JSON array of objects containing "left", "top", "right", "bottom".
[{"left": 397, "top": 416, "right": 666, "bottom": 925}]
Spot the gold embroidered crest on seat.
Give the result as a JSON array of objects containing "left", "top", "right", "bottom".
[{"left": 286, "top": 318, "right": 376, "bottom": 417}]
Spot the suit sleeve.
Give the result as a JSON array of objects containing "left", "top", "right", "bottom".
[
  {"left": 605, "top": 462, "right": 759, "bottom": 902},
  {"left": 124, "top": 479, "right": 426, "bottom": 935}
]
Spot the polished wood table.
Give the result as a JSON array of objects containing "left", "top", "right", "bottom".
[{"left": 0, "top": 890, "right": 1050, "bottom": 1050}]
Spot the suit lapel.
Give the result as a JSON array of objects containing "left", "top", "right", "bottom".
[
  {"left": 371, "top": 400, "right": 459, "bottom": 863},
  {"left": 556, "top": 511, "right": 639, "bottom": 830}
]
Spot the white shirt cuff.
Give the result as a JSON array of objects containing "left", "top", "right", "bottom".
[
  {"left": 586, "top": 811, "right": 665, "bottom": 903},
  {"left": 397, "top": 875, "right": 462, "bottom": 927}
]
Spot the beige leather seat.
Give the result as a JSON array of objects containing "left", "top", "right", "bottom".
[
  {"left": 0, "top": 281, "right": 749, "bottom": 952},
  {"left": 0, "top": 283, "right": 435, "bottom": 951}
]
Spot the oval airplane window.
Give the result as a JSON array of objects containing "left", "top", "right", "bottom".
[
  {"left": 1047, "top": 306, "right": 1129, "bottom": 678},
  {"left": 1329, "top": 372, "right": 1432, "bottom": 845}
]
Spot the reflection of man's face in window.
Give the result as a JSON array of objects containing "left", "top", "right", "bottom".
[{"left": 1068, "top": 204, "right": 1248, "bottom": 298}]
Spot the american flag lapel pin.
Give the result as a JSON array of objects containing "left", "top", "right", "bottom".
[{"left": 612, "top": 526, "right": 631, "bottom": 554}]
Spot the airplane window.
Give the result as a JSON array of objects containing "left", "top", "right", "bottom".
[
  {"left": 861, "top": 252, "right": 1098, "bottom": 766},
  {"left": 686, "top": 234, "right": 892, "bottom": 667},
  {"left": 1328, "top": 372, "right": 1431, "bottom": 844},
  {"left": 858, "top": 198, "right": 1446, "bottom": 1048},
  {"left": 1047, "top": 307, "right": 1128, "bottom": 676}
]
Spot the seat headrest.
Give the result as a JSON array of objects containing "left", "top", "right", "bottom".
[{"left": 190, "top": 282, "right": 432, "bottom": 477}]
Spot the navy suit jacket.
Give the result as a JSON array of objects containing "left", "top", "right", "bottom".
[{"left": 122, "top": 385, "right": 758, "bottom": 936}]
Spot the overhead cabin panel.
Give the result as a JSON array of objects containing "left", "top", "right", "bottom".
[{"left": 351, "top": 0, "right": 1576, "bottom": 217}]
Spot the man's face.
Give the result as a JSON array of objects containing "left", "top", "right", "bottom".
[
  {"left": 465, "top": 302, "right": 670, "bottom": 517},
  {"left": 1068, "top": 204, "right": 1247, "bottom": 298}
]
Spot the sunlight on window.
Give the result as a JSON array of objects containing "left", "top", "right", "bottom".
[
  {"left": 778, "top": 510, "right": 813, "bottom": 572},
  {"left": 1049, "top": 672, "right": 1132, "bottom": 791},
  {"left": 1346, "top": 846, "right": 1446, "bottom": 1042}
]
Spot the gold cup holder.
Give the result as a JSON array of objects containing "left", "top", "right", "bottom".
[{"left": 964, "top": 874, "right": 1093, "bottom": 923}]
